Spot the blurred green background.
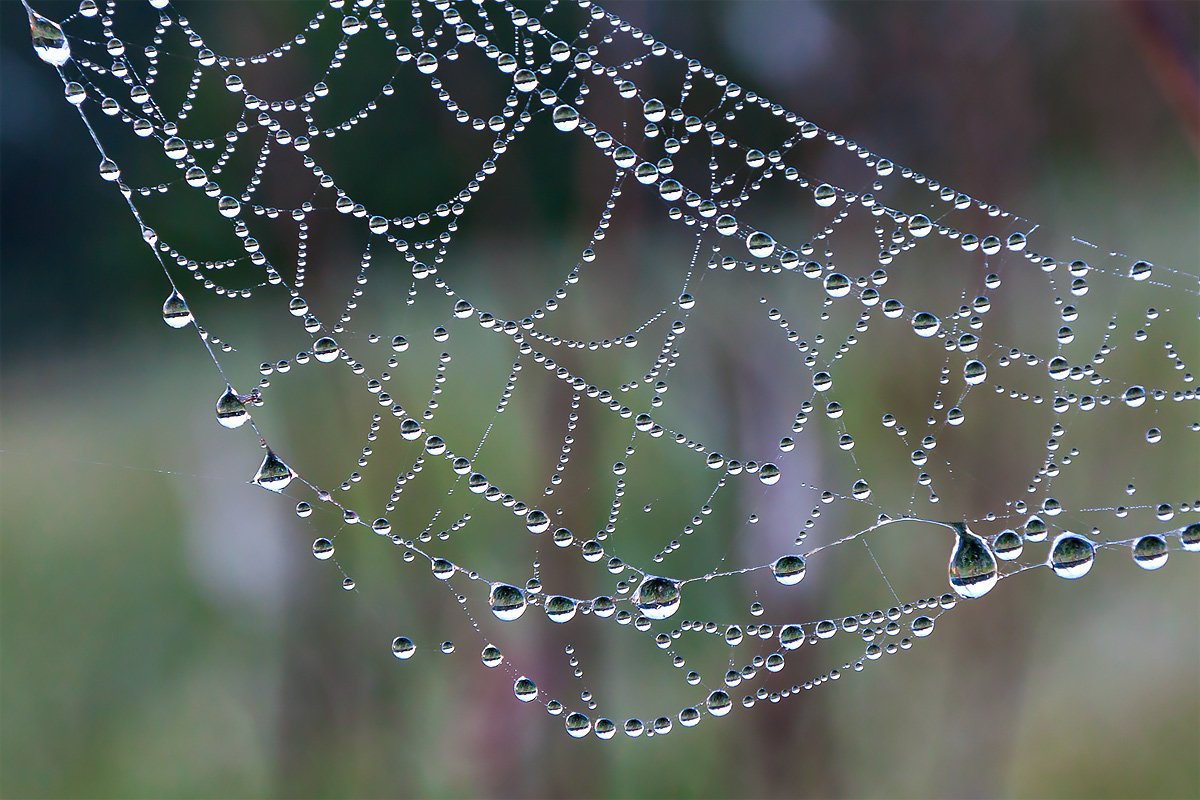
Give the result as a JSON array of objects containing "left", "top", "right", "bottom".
[{"left": 2, "top": 1, "right": 1198, "bottom": 798}]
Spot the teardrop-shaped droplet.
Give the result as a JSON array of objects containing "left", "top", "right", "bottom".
[
  {"left": 215, "top": 386, "right": 249, "bottom": 428},
  {"left": 1048, "top": 532, "right": 1095, "bottom": 579},
  {"left": 162, "top": 289, "right": 193, "bottom": 328},
  {"left": 252, "top": 449, "right": 296, "bottom": 492},
  {"left": 948, "top": 522, "right": 998, "bottom": 599},
  {"left": 489, "top": 583, "right": 527, "bottom": 621},
  {"left": 29, "top": 11, "right": 70, "bottom": 66},
  {"left": 633, "top": 575, "right": 681, "bottom": 620},
  {"left": 1131, "top": 534, "right": 1168, "bottom": 570}
]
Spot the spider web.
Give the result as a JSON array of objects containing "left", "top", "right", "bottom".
[{"left": 21, "top": 0, "right": 1199, "bottom": 750}]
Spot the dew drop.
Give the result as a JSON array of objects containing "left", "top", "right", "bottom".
[
  {"left": 907, "top": 214, "right": 932, "bottom": 238},
  {"left": 310, "top": 338, "right": 341, "bottom": 364},
  {"left": 1181, "top": 523, "right": 1200, "bottom": 552},
  {"left": 813, "top": 183, "right": 838, "bottom": 207},
  {"left": 1048, "top": 532, "right": 1095, "bottom": 579},
  {"left": 552, "top": 104, "right": 580, "bottom": 132},
  {"left": 215, "top": 385, "right": 249, "bottom": 428},
  {"left": 993, "top": 529, "right": 1023, "bottom": 561},
  {"left": 514, "top": 676, "right": 538, "bottom": 702},
  {"left": 163, "top": 136, "right": 188, "bottom": 160},
  {"left": 1122, "top": 385, "right": 1146, "bottom": 408},
  {"left": 481, "top": 645, "right": 503, "bottom": 667},
  {"left": 633, "top": 575, "right": 681, "bottom": 620},
  {"left": 746, "top": 231, "right": 776, "bottom": 258},
  {"left": 430, "top": 558, "right": 455, "bottom": 579},
  {"left": 489, "top": 583, "right": 527, "bottom": 621},
  {"left": 948, "top": 522, "right": 998, "bottom": 599},
  {"left": 963, "top": 360, "right": 987, "bottom": 385},
  {"left": 29, "top": 11, "right": 70, "bottom": 66},
  {"left": 312, "top": 538, "right": 334, "bottom": 560},
  {"left": 912, "top": 312, "right": 941, "bottom": 338},
  {"left": 771, "top": 555, "right": 806, "bottom": 586},
  {"left": 162, "top": 289, "right": 193, "bottom": 328},
  {"left": 1131, "top": 535, "right": 1168, "bottom": 570},
  {"left": 545, "top": 595, "right": 577, "bottom": 623},
  {"left": 526, "top": 509, "right": 550, "bottom": 533},
  {"left": 391, "top": 636, "right": 416, "bottom": 660},
  {"left": 565, "top": 712, "right": 591, "bottom": 738},
  {"left": 252, "top": 449, "right": 296, "bottom": 492},
  {"left": 823, "top": 273, "right": 852, "bottom": 298},
  {"left": 758, "top": 463, "right": 781, "bottom": 485}
]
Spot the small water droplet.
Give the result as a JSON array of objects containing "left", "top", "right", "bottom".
[
  {"left": 993, "top": 529, "right": 1023, "bottom": 560},
  {"left": 312, "top": 538, "right": 334, "bottom": 560},
  {"left": 948, "top": 522, "right": 998, "bottom": 598}
]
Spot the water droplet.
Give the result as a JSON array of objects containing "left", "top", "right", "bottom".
[
  {"left": 771, "top": 555, "right": 806, "bottom": 585},
  {"left": 1181, "top": 523, "right": 1200, "bottom": 552},
  {"left": 313, "top": 337, "right": 341, "bottom": 363},
  {"left": 526, "top": 509, "right": 550, "bottom": 533},
  {"left": 215, "top": 386, "right": 249, "bottom": 428},
  {"left": 948, "top": 522, "right": 998, "bottom": 599},
  {"left": 312, "top": 538, "right": 334, "bottom": 560},
  {"left": 912, "top": 312, "right": 941, "bottom": 338},
  {"left": 822, "top": 273, "right": 852, "bottom": 299},
  {"left": 29, "top": 11, "right": 70, "bottom": 66},
  {"left": 552, "top": 104, "right": 579, "bottom": 132},
  {"left": 912, "top": 616, "right": 935, "bottom": 637},
  {"left": 963, "top": 360, "right": 987, "bottom": 385},
  {"left": 431, "top": 558, "right": 455, "bottom": 579},
  {"left": 252, "top": 449, "right": 296, "bottom": 492},
  {"left": 162, "top": 289, "right": 193, "bottom": 328},
  {"left": 1129, "top": 260, "right": 1152, "bottom": 281},
  {"left": 1122, "top": 385, "right": 1146, "bottom": 408},
  {"left": 759, "top": 463, "right": 780, "bottom": 485},
  {"left": 391, "top": 636, "right": 416, "bottom": 659},
  {"left": 1131, "top": 535, "right": 1168, "bottom": 570},
  {"left": 634, "top": 575, "right": 681, "bottom": 620},
  {"left": 218, "top": 196, "right": 241, "bottom": 218},
  {"left": 514, "top": 676, "right": 538, "bottom": 702},
  {"left": 545, "top": 595, "right": 577, "bottom": 623},
  {"left": 706, "top": 690, "right": 732, "bottom": 717},
  {"left": 993, "top": 529, "right": 1023, "bottom": 560},
  {"left": 907, "top": 214, "right": 932, "bottom": 238},
  {"left": 163, "top": 136, "right": 188, "bottom": 160},
  {"left": 746, "top": 231, "right": 775, "bottom": 258},
  {"left": 98, "top": 157, "right": 120, "bottom": 181},
  {"left": 565, "top": 712, "right": 591, "bottom": 738},
  {"left": 489, "top": 583, "right": 527, "bottom": 621},
  {"left": 813, "top": 183, "right": 838, "bottom": 207},
  {"left": 1048, "top": 532, "right": 1095, "bottom": 579},
  {"left": 481, "top": 645, "right": 503, "bottom": 667}
]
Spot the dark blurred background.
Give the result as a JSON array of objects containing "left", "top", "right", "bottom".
[{"left": 2, "top": 1, "right": 1198, "bottom": 798}]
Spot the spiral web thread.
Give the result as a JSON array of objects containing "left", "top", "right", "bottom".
[{"left": 27, "top": 0, "right": 1199, "bottom": 740}]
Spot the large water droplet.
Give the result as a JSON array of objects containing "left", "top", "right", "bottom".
[
  {"left": 771, "top": 555, "right": 806, "bottom": 585},
  {"left": 1131, "top": 534, "right": 1168, "bottom": 570},
  {"left": 162, "top": 289, "right": 193, "bottom": 328},
  {"left": 1181, "top": 523, "right": 1200, "bottom": 552},
  {"left": 29, "top": 10, "right": 70, "bottom": 66},
  {"left": 489, "top": 583, "right": 527, "bottom": 621},
  {"left": 1048, "top": 532, "right": 1095, "bottom": 579},
  {"left": 215, "top": 386, "right": 249, "bottom": 428},
  {"left": 948, "top": 522, "right": 998, "bottom": 599},
  {"left": 633, "top": 575, "right": 681, "bottom": 620},
  {"left": 252, "top": 449, "right": 296, "bottom": 492},
  {"left": 545, "top": 595, "right": 577, "bottom": 623},
  {"left": 514, "top": 677, "right": 538, "bottom": 702},
  {"left": 912, "top": 312, "right": 941, "bottom": 338},
  {"left": 564, "top": 712, "right": 591, "bottom": 738},
  {"left": 391, "top": 636, "right": 416, "bottom": 659}
]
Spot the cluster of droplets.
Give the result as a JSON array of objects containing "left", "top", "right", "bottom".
[{"left": 31, "top": 0, "right": 1198, "bottom": 740}]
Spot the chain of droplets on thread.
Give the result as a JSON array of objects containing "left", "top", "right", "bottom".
[{"left": 27, "top": 0, "right": 1199, "bottom": 739}]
